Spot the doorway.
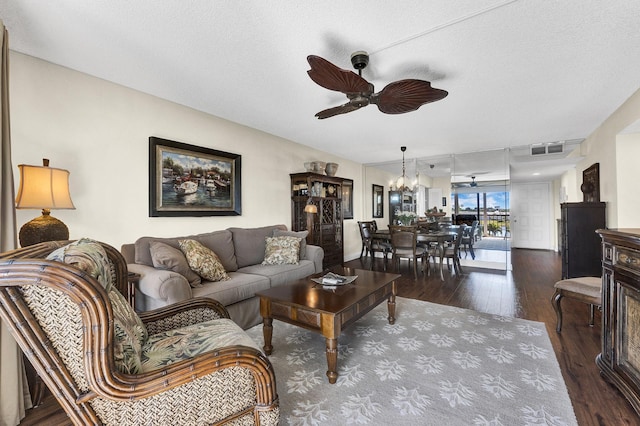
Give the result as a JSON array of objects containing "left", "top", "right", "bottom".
[
  {"left": 510, "top": 182, "right": 552, "bottom": 249},
  {"left": 451, "top": 149, "right": 511, "bottom": 271},
  {"left": 451, "top": 189, "right": 511, "bottom": 270}
]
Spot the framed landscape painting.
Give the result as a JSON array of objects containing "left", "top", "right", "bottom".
[{"left": 149, "top": 137, "right": 241, "bottom": 216}]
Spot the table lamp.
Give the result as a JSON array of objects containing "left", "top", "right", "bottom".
[
  {"left": 304, "top": 200, "right": 317, "bottom": 244},
  {"left": 15, "top": 159, "right": 75, "bottom": 247}
]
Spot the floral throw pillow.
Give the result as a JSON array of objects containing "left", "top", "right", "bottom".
[
  {"left": 273, "top": 229, "right": 308, "bottom": 258},
  {"left": 178, "top": 239, "right": 230, "bottom": 282},
  {"left": 46, "top": 238, "right": 116, "bottom": 291},
  {"left": 46, "top": 238, "right": 147, "bottom": 374},
  {"left": 262, "top": 236, "right": 301, "bottom": 265}
]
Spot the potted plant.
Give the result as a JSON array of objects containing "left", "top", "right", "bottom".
[{"left": 397, "top": 211, "right": 417, "bottom": 225}]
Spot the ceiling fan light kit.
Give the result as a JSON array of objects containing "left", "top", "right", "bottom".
[{"left": 307, "top": 51, "right": 447, "bottom": 119}]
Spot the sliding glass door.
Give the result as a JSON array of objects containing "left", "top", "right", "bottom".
[{"left": 450, "top": 149, "right": 510, "bottom": 270}]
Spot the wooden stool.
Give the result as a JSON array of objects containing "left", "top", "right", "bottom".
[{"left": 552, "top": 276, "right": 602, "bottom": 332}]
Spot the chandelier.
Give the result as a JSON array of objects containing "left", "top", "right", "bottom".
[{"left": 391, "top": 146, "right": 413, "bottom": 192}]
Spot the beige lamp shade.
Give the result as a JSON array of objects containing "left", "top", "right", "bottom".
[
  {"left": 15, "top": 160, "right": 75, "bottom": 247},
  {"left": 304, "top": 204, "right": 317, "bottom": 214},
  {"left": 15, "top": 163, "right": 75, "bottom": 210}
]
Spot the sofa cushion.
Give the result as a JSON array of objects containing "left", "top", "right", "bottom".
[
  {"left": 228, "top": 225, "right": 287, "bottom": 268},
  {"left": 178, "top": 239, "right": 230, "bottom": 282},
  {"left": 273, "top": 229, "right": 308, "bottom": 258},
  {"left": 140, "top": 318, "right": 261, "bottom": 373},
  {"left": 239, "top": 260, "right": 316, "bottom": 288},
  {"left": 134, "top": 230, "right": 238, "bottom": 272},
  {"left": 149, "top": 241, "right": 202, "bottom": 287},
  {"left": 192, "top": 272, "right": 270, "bottom": 306},
  {"left": 47, "top": 238, "right": 147, "bottom": 374},
  {"left": 262, "top": 236, "right": 301, "bottom": 265},
  {"left": 194, "top": 230, "right": 238, "bottom": 272},
  {"left": 135, "top": 236, "right": 182, "bottom": 266}
]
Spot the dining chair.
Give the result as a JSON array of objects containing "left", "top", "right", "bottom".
[
  {"left": 461, "top": 220, "right": 479, "bottom": 259},
  {"left": 552, "top": 276, "right": 602, "bottom": 332},
  {"left": 420, "top": 240, "right": 440, "bottom": 276},
  {"left": 361, "top": 224, "right": 392, "bottom": 270},
  {"left": 443, "top": 226, "right": 465, "bottom": 275},
  {"left": 357, "top": 221, "right": 374, "bottom": 258},
  {"left": 389, "top": 225, "right": 425, "bottom": 279}
]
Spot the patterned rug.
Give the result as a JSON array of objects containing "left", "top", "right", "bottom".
[{"left": 245, "top": 297, "right": 577, "bottom": 426}]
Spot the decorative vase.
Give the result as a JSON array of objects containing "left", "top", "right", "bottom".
[
  {"left": 325, "top": 162, "right": 339, "bottom": 176},
  {"left": 311, "top": 161, "right": 325, "bottom": 174}
]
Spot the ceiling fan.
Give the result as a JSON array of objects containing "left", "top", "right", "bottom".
[
  {"left": 452, "top": 176, "right": 479, "bottom": 188},
  {"left": 306, "top": 51, "right": 448, "bottom": 119}
]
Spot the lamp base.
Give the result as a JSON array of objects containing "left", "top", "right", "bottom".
[{"left": 19, "top": 212, "right": 69, "bottom": 247}]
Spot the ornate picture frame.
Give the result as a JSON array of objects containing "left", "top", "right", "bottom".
[
  {"left": 581, "top": 162, "right": 600, "bottom": 203},
  {"left": 149, "top": 136, "right": 241, "bottom": 216},
  {"left": 372, "top": 184, "right": 384, "bottom": 218}
]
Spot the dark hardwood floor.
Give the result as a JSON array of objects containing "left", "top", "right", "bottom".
[{"left": 19, "top": 248, "right": 639, "bottom": 425}]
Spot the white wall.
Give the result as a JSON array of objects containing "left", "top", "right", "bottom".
[
  {"left": 431, "top": 176, "right": 452, "bottom": 216},
  {"left": 9, "top": 52, "right": 364, "bottom": 258},
  {"left": 360, "top": 165, "right": 395, "bottom": 237},
  {"left": 566, "top": 87, "right": 640, "bottom": 228},
  {"left": 616, "top": 132, "right": 640, "bottom": 227},
  {"left": 13, "top": 52, "right": 640, "bottom": 255}
]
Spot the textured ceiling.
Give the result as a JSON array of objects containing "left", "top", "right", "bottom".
[{"left": 2, "top": 0, "right": 640, "bottom": 182}]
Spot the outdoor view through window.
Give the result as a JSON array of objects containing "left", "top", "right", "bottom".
[{"left": 453, "top": 192, "right": 510, "bottom": 238}]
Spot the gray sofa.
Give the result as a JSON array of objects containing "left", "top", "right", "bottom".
[{"left": 121, "top": 224, "right": 324, "bottom": 329}]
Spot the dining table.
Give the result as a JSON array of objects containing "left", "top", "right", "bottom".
[{"left": 372, "top": 226, "right": 460, "bottom": 281}]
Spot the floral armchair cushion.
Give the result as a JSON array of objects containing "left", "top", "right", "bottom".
[
  {"left": 141, "top": 318, "right": 261, "bottom": 372},
  {"left": 47, "top": 238, "right": 147, "bottom": 374}
]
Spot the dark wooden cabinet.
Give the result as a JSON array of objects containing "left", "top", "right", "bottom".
[
  {"left": 596, "top": 229, "right": 640, "bottom": 416},
  {"left": 291, "top": 172, "right": 344, "bottom": 268},
  {"left": 560, "top": 202, "right": 606, "bottom": 278}
]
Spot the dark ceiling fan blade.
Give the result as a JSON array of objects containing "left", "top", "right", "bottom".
[
  {"left": 315, "top": 102, "right": 362, "bottom": 119},
  {"left": 307, "top": 55, "right": 372, "bottom": 95},
  {"left": 372, "top": 79, "right": 448, "bottom": 114}
]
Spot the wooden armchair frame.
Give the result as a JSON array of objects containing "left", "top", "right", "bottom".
[{"left": 0, "top": 241, "right": 279, "bottom": 425}]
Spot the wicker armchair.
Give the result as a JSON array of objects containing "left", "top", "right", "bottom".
[{"left": 0, "top": 240, "right": 279, "bottom": 425}]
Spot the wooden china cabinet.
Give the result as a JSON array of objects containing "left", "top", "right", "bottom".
[
  {"left": 388, "top": 190, "right": 416, "bottom": 226},
  {"left": 596, "top": 229, "right": 640, "bottom": 416},
  {"left": 290, "top": 172, "right": 344, "bottom": 268}
]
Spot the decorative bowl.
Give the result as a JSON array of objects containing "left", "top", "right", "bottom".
[{"left": 325, "top": 162, "right": 339, "bottom": 176}]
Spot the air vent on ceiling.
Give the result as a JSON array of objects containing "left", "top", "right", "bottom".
[{"left": 530, "top": 142, "right": 564, "bottom": 156}]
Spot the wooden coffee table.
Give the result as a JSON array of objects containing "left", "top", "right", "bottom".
[{"left": 256, "top": 266, "right": 400, "bottom": 384}]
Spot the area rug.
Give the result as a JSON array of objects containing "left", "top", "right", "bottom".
[
  {"left": 473, "top": 238, "right": 511, "bottom": 251},
  {"left": 245, "top": 297, "right": 577, "bottom": 426}
]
